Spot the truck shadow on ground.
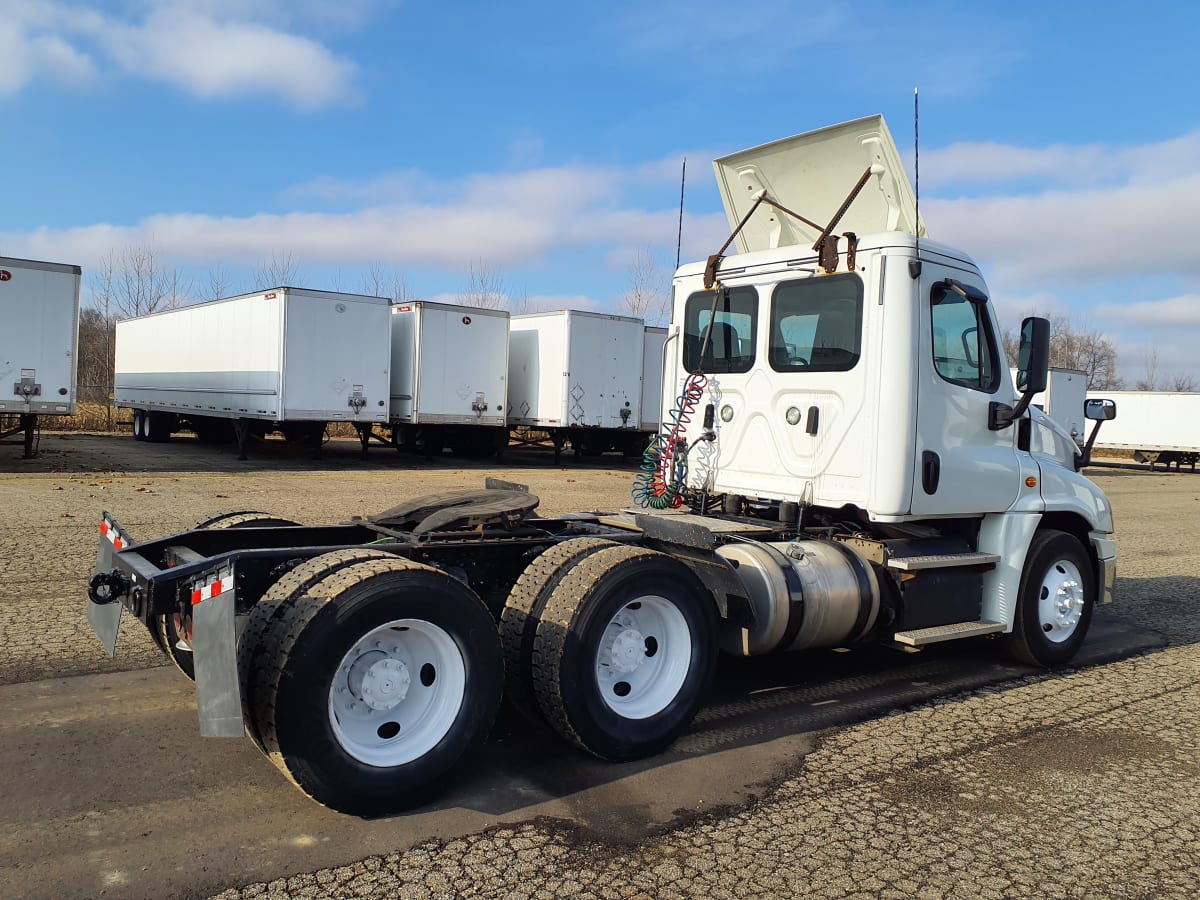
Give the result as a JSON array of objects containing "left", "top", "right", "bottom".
[{"left": 418, "top": 599, "right": 1172, "bottom": 839}]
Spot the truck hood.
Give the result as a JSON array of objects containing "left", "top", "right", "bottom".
[{"left": 713, "top": 115, "right": 925, "bottom": 255}]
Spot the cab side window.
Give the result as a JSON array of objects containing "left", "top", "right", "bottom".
[
  {"left": 683, "top": 287, "right": 757, "bottom": 374},
  {"left": 930, "top": 283, "right": 1000, "bottom": 392}
]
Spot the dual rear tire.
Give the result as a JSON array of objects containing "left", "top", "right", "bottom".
[
  {"left": 239, "top": 551, "right": 503, "bottom": 816},
  {"left": 503, "top": 542, "right": 717, "bottom": 761}
]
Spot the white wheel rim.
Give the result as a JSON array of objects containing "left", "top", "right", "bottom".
[
  {"left": 328, "top": 619, "right": 466, "bottom": 767},
  {"left": 1037, "top": 558, "right": 1086, "bottom": 643},
  {"left": 594, "top": 595, "right": 692, "bottom": 719}
]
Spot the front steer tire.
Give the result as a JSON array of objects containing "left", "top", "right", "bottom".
[
  {"left": 249, "top": 557, "right": 503, "bottom": 816},
  {"left": 531, "top": 545, "right": 717, "bottom": 761},
  {"left": 1003, "top": 529, "right": 1095, "bottom": 668}
]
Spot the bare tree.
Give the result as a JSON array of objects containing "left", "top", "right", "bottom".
[
  {"left": 105, "top": 243, "right": 189, "bottom": 318},
  {"left": 80, "top": 264, "right": 119, "bottom": 426},
  {"left": 1169, "top": 372, "right": 1198, "bottom": 391},
  {"left": 1002, "top": 313, "right": 1122, "bottom": 390},
  {"left": 1135, "top": 347, "right": 1160, "bottom": 391},
  {"left": 205, "top": 265, "right": 234, "bottom": 300},
  {"left": 253, "top": 250, "right": 299, "bottom": 289},
  {"left": 456, "top": 260, "right": 507, "bottom": 309},
  {"left": 619, "top": 248, "right": 669, "bottom": 325},
  {"left": 360, "top": 261, "right": 414, "bottom": 303}
]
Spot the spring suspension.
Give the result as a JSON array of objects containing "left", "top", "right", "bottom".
[{"left": 631, "top": 371, "right": 708, "bottom": 508}]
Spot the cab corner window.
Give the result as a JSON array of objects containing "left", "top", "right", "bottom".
[
  {"left": 769, "top": 274, "right": 863, "bottom": 373},
  {"left": 930, "top": 283, "right": 1000, "bottom": 392},
  {"left": 683, "top": 287, "right": 757, "bottom": 374}
]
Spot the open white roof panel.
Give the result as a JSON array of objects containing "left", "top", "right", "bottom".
[{"left": 713, "top": 115, "right": 925, "bottom": 255}]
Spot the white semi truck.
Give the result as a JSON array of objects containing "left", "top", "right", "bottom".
[
  {"left": 0, "top": 256, "right": 81, "bottom": 458},
  {"left": 87, "top": 115, "right": 1117, "bottom": 816},
  {"left": 114, "top": 287, "right": 391, "bottom": 458}
]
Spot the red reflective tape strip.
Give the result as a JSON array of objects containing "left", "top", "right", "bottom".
[
  {"left": 113, "top": 538, "right": 124, "bottom": 550},
  {"left": 211, "top": 579, "right": 223, "bottom": 596},
  {"left": 99, "top": 521, "right": 109, "bottom": 535},
  {"left": 191, "top": 590, "right": 203, "bottom": 605}
]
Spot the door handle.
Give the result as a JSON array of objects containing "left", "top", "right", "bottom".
[{"left": 921, "top": 451, "right": 940, "bottom": 494}]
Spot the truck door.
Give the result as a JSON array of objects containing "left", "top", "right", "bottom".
[{"left": 909, "top": 268, "right": 1019, "bottom": 515}]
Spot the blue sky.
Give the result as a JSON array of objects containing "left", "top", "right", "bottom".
[{"left": 2, "top": 0, "right": 1198, "bottom": 385}]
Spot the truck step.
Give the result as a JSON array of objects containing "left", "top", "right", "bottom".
[
  {"left": 887, "top": 551, "right": 1000, "bottom": 572},
  {"left": 892, "top": 620, "right": 1004, "bottom": 646}
]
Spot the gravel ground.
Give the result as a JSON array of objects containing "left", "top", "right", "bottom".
[{"left": 1, "top": 435, "right": 1197, "bottom": 898}]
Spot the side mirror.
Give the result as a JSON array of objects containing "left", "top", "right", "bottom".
[
  {"left": 1016, "top": 317, "right": 1050, "bottom": 394},
  {"left": 989, "top": 316, "right": 1051, "bottom": 431},
  {"left": 1077, "top": 398, "right": 1117, "bottom": 469},
  {"left": 1085, "top": 398, "right": 1117, "bottom": 421}
]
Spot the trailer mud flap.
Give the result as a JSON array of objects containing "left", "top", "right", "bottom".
[
  {"left": 191, "top": 570, "right": 245, "bottom": 738},
  {"left": 89, "top": 523, "right": 123, "bottom": 657}
]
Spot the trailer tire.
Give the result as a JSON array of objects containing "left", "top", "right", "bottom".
[
  {"left": 132, "top": 409, "right": 146, "bottom": 441},
  {"left": 251, "top": 557, "right": 503, "bottom": 815},
  {"left": 153, "top": 511, "right": 303, "bottom": 684},
  {"left": 499, "top": 537, "right": 618, "bottom": 721},
  {"left": 1004, "top": 529, "right": 1095, "bottom": 667},
  {"left": 238, "top": 547, "right": 398, "bottom": 752},
  {"left": 144, "top": 411, "right": 173, "bottom": 443},
  {"left": 531, "top": 545, "right": 716, "bottom": 761}
]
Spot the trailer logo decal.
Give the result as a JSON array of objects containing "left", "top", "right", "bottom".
[
  {"left": 0, "top": 270, "right": 11, "bottom": 282},
  {"left": 462, "top": 316, "right": 471, "bottom": 325}
]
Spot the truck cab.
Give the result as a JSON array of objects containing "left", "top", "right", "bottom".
[{"left": 656, "top": 115, "right": 1116, "bottom": 650}]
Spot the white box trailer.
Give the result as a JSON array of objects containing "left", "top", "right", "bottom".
[
  {"left": 1084, "top": 389, "right": 1200, "bottom": 470},
  {"left": 388, "top": 301, "right": 509, "bottom": 457},
  {"left": 641, "top": 326, "right": 668, "bottom": 432},
  {"left": 0, "top": 256, "right": 81, "bottom": 458},
  {"left": 1010, "top": 366, "right": 1087, "bottom": 439},
  {"left": 115, "top": 287, "right": 390, "bottom": 457},
  {"left": 507, "top": 310, "right": 650, "bottom": 459}
]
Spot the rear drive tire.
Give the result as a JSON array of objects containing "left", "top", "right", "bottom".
[
  {"left": 156, "top": 512, "right": 302, "bottom": 682},
  {"left": 238, "top": 547, "right": 398, "bottom": 752},
  {"left": 252, "top": 557, "right": 503, "bottom": 815},
  {"left": 499, "top": 537, "right": 618, "bottom": 721},
  {"left": 1004, "top": 529, "right": 1095, "bottom": 667},
  {"left": 531, "top": 545, "right": 716, "bottom": 761}
]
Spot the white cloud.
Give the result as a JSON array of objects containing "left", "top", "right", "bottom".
[
  {"left": 925, "top": 172, "right": 1200, "bottom": 288},
  {"left": 0, "top": 19, "right": 97, "bottom": 94},
  {"left": 1097, "top": 295, "right": 1200, "bottom": 328},
  {"left": 922, "top": 132, "right": 1200, "bottom": 191},
  {"left": 0, "top": 1, "right": 359, "bottom": 108}
]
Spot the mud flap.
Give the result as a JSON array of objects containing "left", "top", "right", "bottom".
[
  {"left": 192, "top": 583, "right": 245, "bottom": 738},
  {"left": 88, "top": 530, "right": 122, "bottom": 657}
]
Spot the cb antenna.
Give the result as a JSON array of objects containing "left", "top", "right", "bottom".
[
  {"left": 909, "top": 87, "right": 922, "bottom": 279},
  {"left": 676, "top": 157, "right": 687, "bottom": 270}
]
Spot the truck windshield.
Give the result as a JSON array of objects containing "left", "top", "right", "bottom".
[
  {"left": 683, "top": 287, "right": 757, "bottom": 374},
  {"left": 769, "top": 274, "right": 863, "bottom": 372}
]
